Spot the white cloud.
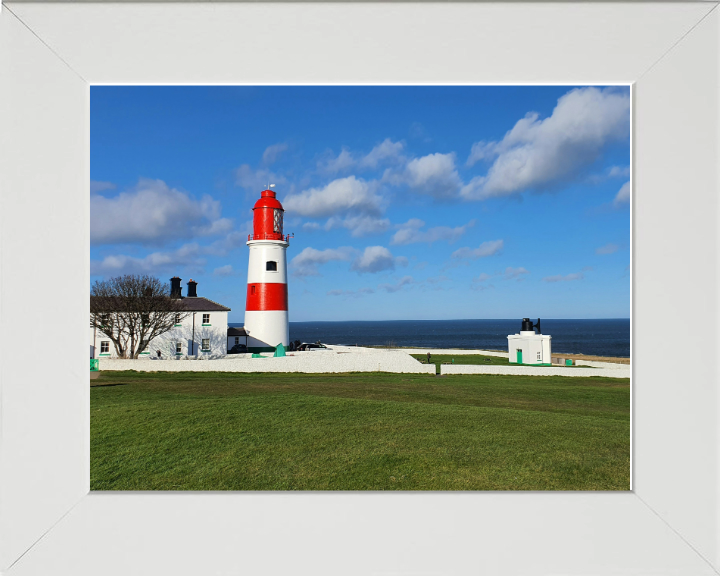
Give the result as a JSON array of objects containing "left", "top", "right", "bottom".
[
  {"left": 91, "top": 243, "right": 205, "bottom": 277},
  {"left": 327, "top": 287, "right": 375, "bottom": 298},
  {"left": 90, "top": 180, "right": 116, "bottom": 194},
  {"left": 91, "top": 178, "right": 231, "bottom": 246},
  {"left": 462, "top": 87, "right": 630, "bottom": 200},
  {"left": 379, "top": 275, "right": 415, "bottom": 293},
  {"left": 261, "top": 143, "right": 288, "bottom": 166},
  {"left": 614, "top": 181, "right": 630, "bottom": 206},
  {"left": 607, "top": 165, "right": 630, "bottom": 178},
  {"left": 503, "top": 267, "right": 530, "bottom": 280},
  {"left": 391, "top": 218, "right": 475, "bottom": 245},
  {"left": 451, "top": 239, "right": 504, "bottom": 259},
  {"left": 213, "top": 264, "right": 235, "bottom": 277},
  {"left": 391, "top": 152, "right": 462, "bottom": 198},
  {"left": 325, "top": 215, "right": 391, "bottom": 237},
  {"left": 359, "top": 139, "right": 405, "bottom": 169},
  {"left": 235, "top": 164, "right": 287, "bottom": 192},
  {"left": 351, "top": 246, "right": 400, "bottom": 274},
  {"left": 283, "top": 176, "right": 383, "bottom": 218},
  {"left": 317, "top": 139, "right": 405, "bottom": 174},
  {"left": 474, "top": 273, "right": 493, "bottom": 283},
  {"left": 290, "top": 246, "right": 356, "bottom": 277},
  {"left": 596, "top": 243, "right": 619, "bottom": 255},
  {"left": 543, "top": 272, "right": 585, "bottom": 283}
]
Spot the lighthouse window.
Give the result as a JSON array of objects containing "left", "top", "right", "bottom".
[
  {"left": 251, "top": 285, "right": 256, "bottom": 295},
  {"left": 273, "top": 209, "right": 283, "bottom": 234},
  {"left": 266, "top": 261, "right": 277, "bottom": 271}
]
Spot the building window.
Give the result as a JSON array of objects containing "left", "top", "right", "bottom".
[
  {"left": 176, "top": 342, "right": 183, "bottom": 354},
  {"left": 266, "top": 261, "right": 277, "bottom": 271},
  {"left": 234, "top": 337, "right": 239, "bottom": 345},
  {"left": 537, "top": 352, "right": 541, "bottom": 361},
  {"left": 202, "top": 314, "right": 210, "bottom": 324},
  {"left": 175, "top": 313, "right": 181, "bottom": 325},
  {"left": 202, "top": 339, "right": 210, "bottom": 351},
  {"left": 100, "top": 341, "right": 109, "bottom": 353},
  {"left": 273, "top": 208, "right": 283, "bottom": 234}
]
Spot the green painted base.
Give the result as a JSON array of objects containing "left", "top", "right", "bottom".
[
  {"left": 510, "top": 362, "right": 554, "bottom": 367},
  {"left": 248, "top": 346, "right": 276, "bottom": 353}
]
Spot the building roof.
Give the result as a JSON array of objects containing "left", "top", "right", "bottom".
[
  {"left": 177, "top": 297, "right": 231, "bottom": 312},
  {"left": 91, "top": 295, "right": 231, "bottom": 312},
  {"left": 227, "top": 326, "right": 248, "bottom": 336}
]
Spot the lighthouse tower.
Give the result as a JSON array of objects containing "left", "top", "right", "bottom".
[{"left": 244, "top": 188, "right": 290, "bottom": 352}]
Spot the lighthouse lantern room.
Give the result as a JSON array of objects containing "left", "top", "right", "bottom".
[
  {"left": 244, "top": 189, "right": 291, "bottom": 352},
  {"left": 507, "top": 318, "right": 552, "bottom": 365}
]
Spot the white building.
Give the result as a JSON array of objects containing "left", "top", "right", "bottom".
[
  {"left": 90, "top": 277, "right": 231, "bottom": 360},
  {"left": 508, "top": 318, "right": 552, "bottom": 365}
]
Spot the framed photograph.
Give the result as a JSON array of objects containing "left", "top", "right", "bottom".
[{"left": 1, "top": 2, "right": 718, "bottom": 574}]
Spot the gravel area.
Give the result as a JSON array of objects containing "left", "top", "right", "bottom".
[{"left": 98, "top": 345, "right": 436, "bottom": 374}]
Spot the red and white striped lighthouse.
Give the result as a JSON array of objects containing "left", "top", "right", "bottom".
[{"left": 244, "top": 188, "right": 290, "bottom": 352}]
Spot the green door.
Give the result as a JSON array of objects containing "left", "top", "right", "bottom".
[{"left": 517, "top": 349, "right": 522, "bottom": 364}]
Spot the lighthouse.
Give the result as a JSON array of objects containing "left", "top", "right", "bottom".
[{"left": 244, "top": 188, "right": 290, "bottom": 352}]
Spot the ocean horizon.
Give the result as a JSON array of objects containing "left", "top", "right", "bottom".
[{"left": 230, "top": 318, "right": 631, "bottom": 358}]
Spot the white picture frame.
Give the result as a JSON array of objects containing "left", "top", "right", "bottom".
[{"left": 1, "top": 2, "right": 718, "bottom": 574}]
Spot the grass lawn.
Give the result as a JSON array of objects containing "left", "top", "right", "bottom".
[{"left": 91, "top": 371, "right": 629, "bottom": 491}]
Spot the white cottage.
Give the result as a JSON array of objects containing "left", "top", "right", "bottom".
[
  {"left": 90, "top": 277, "right": 231, "bottom": 360},
  {"left": 507, "top": 318, "right": 552, "bottom": 365}
]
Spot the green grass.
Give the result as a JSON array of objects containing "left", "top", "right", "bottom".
[{"left": 91, "top": 371, "right": 630, "bottom": 491}]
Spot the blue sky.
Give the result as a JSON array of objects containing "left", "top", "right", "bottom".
[{"left": 91, "top": 85, "right": 630, "bottom": 322}]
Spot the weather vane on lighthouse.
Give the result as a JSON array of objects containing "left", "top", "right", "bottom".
[{"left": 244, "top": 186, "right": 290, "bottom": 352}]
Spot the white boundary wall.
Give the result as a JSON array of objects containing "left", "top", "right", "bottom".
[{"left": 98, "top": 345, "right": 436, "bottom": 374}]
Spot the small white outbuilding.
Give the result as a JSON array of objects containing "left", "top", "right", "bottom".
[{"left": 508, "top": 318, "right": 552, "bottom": 365}]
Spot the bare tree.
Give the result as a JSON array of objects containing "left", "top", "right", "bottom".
[{"left": 90, "top": 275, "right": 190, "bottom": 359}]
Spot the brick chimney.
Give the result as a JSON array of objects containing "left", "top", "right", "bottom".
[{"left": 170, "top": 276, "right": 182, "bottom": 298}]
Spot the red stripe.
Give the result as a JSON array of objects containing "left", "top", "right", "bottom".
[{"left": 246, "top": 283, "right": 288, "bottom": 311}]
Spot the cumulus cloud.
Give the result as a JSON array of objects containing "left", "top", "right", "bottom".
[
  {"left": 378, "top": 275, "right": 415, "bottom": 293},
  {"left": 91, "top": 243, "right": 205, "bottom": 277},
  {"left": 451, "top": 239, "right": 504, "bottom": 260},
  {"left": 607, "top": 165, "right": 630, "bottom": 178},
  {"left": 213, "top": 264, "right": 235, "bottom": 277},
  {"left": 391, "top": 218, "right": 475, "bottom": 246},
  {"left": 235, "top": 164, "right": 287, "bottom": 192},
  {"left": 351, "top": 246, "right": 403, "bottom": 274},
  {"left": 290, "top": 246, "right": 355, "bottom": 277},
  {"left": 614, "top": 181, "right": 630, "bottom": 206},
  {"left": 317, "top": 139, "right": 405, "bottom": 174},
  {"left": 91, "top": 178, "right": 232, "bottom": 246},
  {"left": 389, "top": 152, "right": 462, "bottom": 198},
  {"left": 325, "top": 215, "right": 391, "bottom": 237},
  {"left": 503, "top": 267, "right": 530, "bottom": 281},
  {"left": 543, "top": 272, "right": 585, "bottom": 283},
  {"left": 261, "top": 143, "right": 288, "bottom": 166},
  {"left": 283, "top": 176, "right": 383, "bottom": 219},
  {"left": 596, "top": 243, "right": 619, "bottom": 255},
  {"left": 90, "top": 180, "right": 116, "bottom": 194},
  {"left": 327, "top": 287, "right": 375, "bottom": 298},
  {"left": 462, "top": 87, "right": 630, "bottom": 200}
]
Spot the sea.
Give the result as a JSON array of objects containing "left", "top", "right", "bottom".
[{"left": 229, "top": 319, "right": 630, "bottom": 358}]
